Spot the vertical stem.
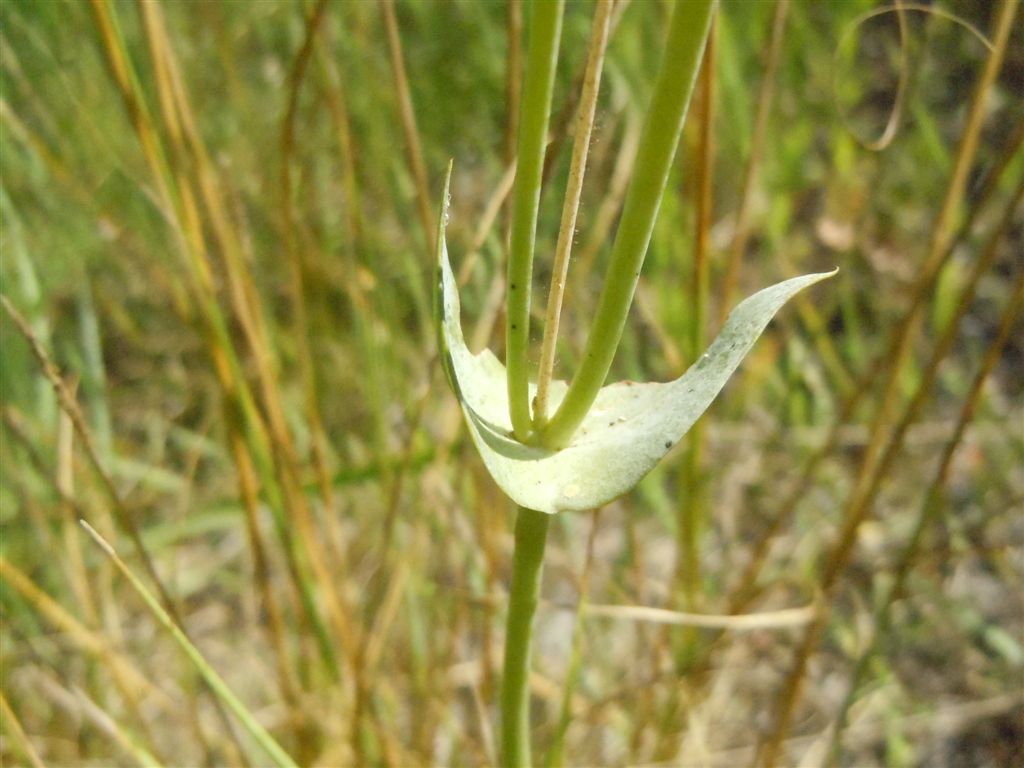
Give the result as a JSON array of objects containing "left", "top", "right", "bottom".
[
  {"left": 533, "top": 0, "right": 614, "bottom": 428},
  {"left": 505, "top": 0, "right": 523, "bottom": 170},
  {"left": 539, "top": 0, "right": 714, "bottom": 449},
  {"left": 545, "top": 509, "right": 600, "bottom": 768},
  {"left": 506, "top": 0, "right": 565, "bottom": 441},
  {"left": 501, "top": 507, "right": 551, "bottom": 768}
]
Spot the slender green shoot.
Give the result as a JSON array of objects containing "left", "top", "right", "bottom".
[
  {"left": 540, "top": 0, "right": 715, "bottom": 449},
  {"left": 506, "top": 0, "right": 565, "bottom": 441},
  {"left": 80, "top": 521, "right": 299, "bottom": 768}
]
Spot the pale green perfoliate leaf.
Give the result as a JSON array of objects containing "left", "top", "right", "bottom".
[{"left": 435, "top": 174, "right": 835, "bottom": 515}]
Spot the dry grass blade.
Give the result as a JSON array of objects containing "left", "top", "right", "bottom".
[
  {"left": 32, "top": 672, "right": 162, "bottom": 767},
  {"left": 755, "top": 3, "right": 1021, "bottom": 757},
  {"left": 581, "top": 601, "right": 816, "bottom": 631},
  {"left": 280, "top": 0, "right": 343, "bottom": 560},
  {"left": 824, "top": 264, "right": 1024, "bottom": 765},
  {"left": 728, "top": 108, "right": 1024, "bottom": 615},
  {"left": 135, "top": 0, "right": 351, "bottom": 678},
  {"left": 380, "top": 0, "right": 434, "bottom": 249},
  {"left": 0, "top": 557, "right": 172, "bottom": 731},
  {"left": 717, "top": 0, "right": 789, "bottom": 326},
  {"left": 676, "top": 9, "right": 718, "bottom": 615},
  {"left": 0, "top": 690, "right": 46, "bottom": 768},
  {"left": 545, "top": 509, "right": 602, "bottom": 768},
  {"left": 225, "top": 428, "right": 302, "bottom": 733},
  {"left": 1, "top": 295, "right": 175, "bottom": 617}
]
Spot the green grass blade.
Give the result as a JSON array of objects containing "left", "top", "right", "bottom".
[{"left": 80, "top": 521, "right": 299, "bottom": 768}]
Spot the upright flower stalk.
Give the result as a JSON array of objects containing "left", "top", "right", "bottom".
[{"left": 506, "top": 0, "right": 565, "bottom": 442}]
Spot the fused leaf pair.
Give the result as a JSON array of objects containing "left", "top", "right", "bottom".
[{"left": 436, "top": 171, "right": 833, "bottom": 515}]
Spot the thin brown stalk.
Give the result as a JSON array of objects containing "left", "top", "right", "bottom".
[
  {"left": 226, "top": 425, "right": 305, "bottom": 746},
  {"left": 826, "top": 179, "right": 1021, "bottom": 585},
  {"left": 840, "top": 0, "right": 910, "bottom": 151},
  {"left": 646, "top": 22, "right": 721, "bottom": 759},
  {"left": 1, "top": 407, "right": 143, "bottom": 728},
  {"left": 53, "top": 404, "right": 165, "bottom": 756},
  {"left": 32, "top": 672, "right": 161, "bottom": 767},
  {"left": 92, "top": 4, "right": 322, "bottom": 748},
  {"left": 649, "top": 142, "right": 1020, "bottom": 755},
  {"left": 280, "top": 0, "right": 331, "bottom": 416},
  {"left": 4, "top": 402, "right": 105, "bottom": 626},
  {"left": 2, "top": 298, "right": 230, "bottom": 764},
  {"left": 380, "top": 0, "right": 434, "bottom": 248},
  {"left": 544, "top": 509, "right": 602, "bottom": 768},
  {"left": 279, "top": 0, "right": 360, "bottom": 666},
  {"left": 649, "top": 126, "right": 1019, "bottom": 746},
  {"left": 56, "top": 405, "right": 100, "bottom": 624},
  {"left": 898, "top": 291, "right": 1024, "bottom": 610},
  {"left": 458, "top": 159, "right": 518, "bottom": 287},
  {"left": 315, "top": 23, "right": 364, "bottom": 256},
  {"left": 361, "top": 560, "right": 411, "bottom": 677},
  {"left": 379, "top": 381, "right": 432, "bottom": 556},
  {"left": 474, "top": 469, "right": 504, "bottom": 705},
  {"left": 533, "top": 0, "right": 614, "bottom": 426},
  {"left": 729, "top": 108, "right": 1024, "bottom": 617},
  {"left": 754, "top": 8, "right": 1023, "bottom": 743},
  {"left": 88, "top": 0, "right": 177, "bottom": 212},
  {"left": 573, "top": 111, "right": 641, "bottom": 279},
  {"left": 1, "top": 296, "right": 175, "bottom": 616},
  {"left": 717, "top": 0, "right": 789, "bottom": 327},
  {"left": 677, "top": 10, "right": 718, "bottom": 609},
  {"left": 633, "top": 284, "right": 684, "bottom": 374},
  {"left": 826, "top": 266, "right": 1024, "bottom": 765},
  {"left": 138, "top": 1, "right": 266, "bottom": 371},
  {"left": 141, "top": 0, "right": 354, "bottom": 677}
]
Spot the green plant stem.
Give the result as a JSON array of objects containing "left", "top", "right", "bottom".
[
  {"left": 501, "top": 507, "right": 551, "bottom": 768},
  {"left": 506, "top": 0, "right": 565, "bottom": 442},
  {"left": 540, "top": 0, "right": 714, "bottom": 449},
  {"left": 545, "top": 509, "right": 600, "bottom": 768}
]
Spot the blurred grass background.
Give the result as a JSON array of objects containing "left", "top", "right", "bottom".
[{"left": 1, "top": 1, "right": 1021, "bottom": 766}]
